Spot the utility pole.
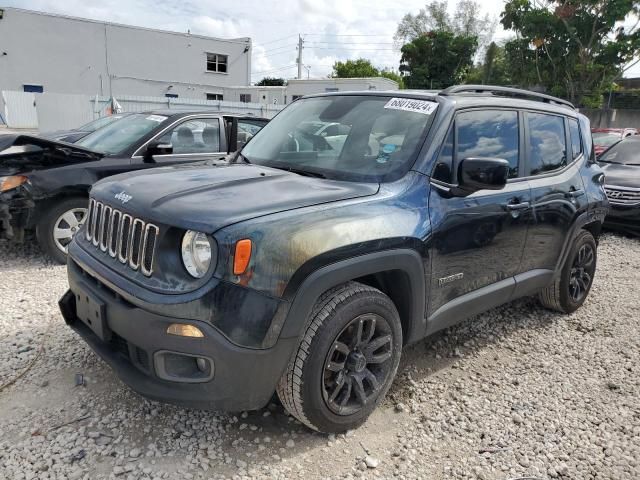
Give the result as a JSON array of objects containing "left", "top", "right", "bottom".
[{"left": 297, "top": 35, "right": 304, "bottom": 80}]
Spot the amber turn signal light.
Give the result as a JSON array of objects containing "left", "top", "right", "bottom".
[
  {"left": 0, "top": 175, "right": 27, "bottom": 192},
  {"left": 166, "top": 323, "right": 204, "bottom": 338},
  {"left": 233, "top": 239, "right": 252, "bottom": 275}
]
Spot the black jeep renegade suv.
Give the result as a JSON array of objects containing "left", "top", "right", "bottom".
[{"left": 59, "top": 86, "right": 609, "bottom": 433}]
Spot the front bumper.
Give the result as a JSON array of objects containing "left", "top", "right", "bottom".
[
  {"left": 604, "top": 204, "right": 640, "bottom": 234},
  {"left": 0, "top": 190, "right": 34, "bottom": 240},
  {"left": 59, "top": 259, "right": 298, "bottom": 411}
]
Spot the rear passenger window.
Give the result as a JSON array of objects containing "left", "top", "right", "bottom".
[
  {"left": 456, "top": 110, "right": 519, "bottom": 178},
  {"left": 569, "top": 118, "right": 582, "bottom": 159},
  {"left": 527, "top": 113, "right": 567, "bottom": 175}
]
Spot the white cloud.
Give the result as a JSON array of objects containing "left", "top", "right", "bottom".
[{"left": 10, "top": 0, "right": 636, "bottom": 84}]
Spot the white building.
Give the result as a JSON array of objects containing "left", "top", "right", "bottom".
[
  {"left": 0, "top": 7, "right": 252, "bottom": 111},
  {"left": 286, "top": 77, "right": 399, "bottom": 101},
  {"left": 223, "top": 86, "right": 287, "bottom": 106},
  {"left": 222, "top": 77, "right": 399, "bottom": 107}
]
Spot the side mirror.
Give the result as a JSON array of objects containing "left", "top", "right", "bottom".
[
  {"left": 145, "top": 142, "right": 173, "bottom": 161},
  {"left": 457, "top": 157, "right": 510, "bottom": 194}
]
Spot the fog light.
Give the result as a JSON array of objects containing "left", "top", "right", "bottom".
[
  {"left": 166, "top": 323, "right": 204, "bottom": 338},
  {"left": 196, "top": 357, "right": 207, "bottom": 372}
]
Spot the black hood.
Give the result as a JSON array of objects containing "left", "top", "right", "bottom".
[
  {"left": 91, "top": 163, "right": 379, "bottom": 233},
  {"left": 0, "top": 134, "right": 102, "bottom": 176},
  {"left": 39, "top": 130, "right": 90, "bottom": 143},
  {"left": 600, "top": 162, "right": 640, "bottom": 189}
]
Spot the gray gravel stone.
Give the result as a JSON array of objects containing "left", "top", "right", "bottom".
[{"left": 1, "top": 234, "right": 639, "bottom": 479}]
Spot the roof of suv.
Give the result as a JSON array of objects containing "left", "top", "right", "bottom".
[{"left": 305, "top": 85, "right": 578, "bottom": 117}]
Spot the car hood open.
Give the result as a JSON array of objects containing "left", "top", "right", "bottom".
[
  {"left": 0, "top": 134, "right": 102, "bottom": 176},
  {"left": 90, "top": 163, "right": 380, "bottom": 233}
]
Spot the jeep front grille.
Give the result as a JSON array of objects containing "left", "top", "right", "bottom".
[
  {"left": 85, "top": 199, "right": 159, "bottom": 276},
  {"left": 604, "top": 186, "right": 640, "bottom": 206}
]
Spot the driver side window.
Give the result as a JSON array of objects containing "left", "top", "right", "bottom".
[
  {"left": 456, "top": 110, "right": 520, "bottom": 179},
  {"left": 156, "top": 118, "right": 221, "bottom": 154}
]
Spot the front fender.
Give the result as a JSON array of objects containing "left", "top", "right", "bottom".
[{"left": 268, "top": 249, "right": 427, "bottom": 347}]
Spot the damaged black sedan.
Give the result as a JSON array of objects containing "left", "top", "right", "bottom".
[{"left": 0, "top": 111, "right": 268, "bottom": 262}]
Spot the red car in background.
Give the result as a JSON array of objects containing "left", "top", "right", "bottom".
[{"left": 592, "top": 128, "right": 639, "bottom": 156}]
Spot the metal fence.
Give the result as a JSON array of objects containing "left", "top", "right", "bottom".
[{"left": 1, "top": 91, "right": 285, "bottom": 131}]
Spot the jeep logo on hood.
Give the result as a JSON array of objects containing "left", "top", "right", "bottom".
[{"left": 114, "top": 191, "right": 132, "bottom": 204}]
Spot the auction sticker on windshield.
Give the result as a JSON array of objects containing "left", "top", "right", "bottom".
[
  {"left": 384, "top": 98, "right": 438, "bottom": 115},
  {"left": 146, "top": 115, "right": 167, "bottom": 122}
]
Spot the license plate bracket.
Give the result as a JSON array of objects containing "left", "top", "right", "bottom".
[{"left": 75, "top": 283, "right": 110, "bottom": 342}]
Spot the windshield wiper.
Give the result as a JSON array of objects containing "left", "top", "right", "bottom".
[{"left": 282, "top": 166, "right": 327, "bottom": 179}]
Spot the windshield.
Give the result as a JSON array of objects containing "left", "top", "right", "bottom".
[
  {"left": 76, "top": 113, "right": 167, "bottom": 154},
  {"left": 79, "top": 114, "right": 129, "bottom": 133},
  {"left": 592, "top": 132, "right": 622, "bottom": 147},
  {"left": 598, "top": 138, "right": 640, "bottom": 165},
  {"left": 240, "top": 95, "right": 436, "bottom": 182}
]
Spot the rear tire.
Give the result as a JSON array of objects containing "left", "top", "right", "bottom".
[
  {"left": 277, "top": 282, "right": 402, "bottom": 433},
  {"left": 539, "top": 230, "right": 597, "bottom": 313},
  {"left": 36, "top": 197, "right": 88, "bottom": 264}
]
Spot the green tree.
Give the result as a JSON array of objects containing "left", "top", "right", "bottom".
[
  {"left": 400, "top": 31, "right": 478, "bottom": 89},
  {"left": 501, "top": 0, "right": 640, "bottom": 107},
  {"left": 332, "top": 59, "right": 380, "bottom": 78},
  {"left": 380, "top": 69, "right": 405, "bottom": 89},
  {"left": 255, "top": 77, "right": 286, "bottom": 86},
  {"left": 465, "top": 41, "right": 512, "bottom": 85},
  {"left": 395, "top": 0, "right": 496, "bottom": 53}
]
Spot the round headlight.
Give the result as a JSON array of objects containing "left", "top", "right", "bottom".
[{"left": 181, "top": 231, "right": 213, "bottom": 278}]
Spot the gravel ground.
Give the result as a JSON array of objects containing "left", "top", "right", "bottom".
[{"left": 0, "top": 233, "right": 639, "bottom": 480}]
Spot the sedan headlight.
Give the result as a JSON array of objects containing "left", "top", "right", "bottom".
[
  {"left": 181, "top": 231, "right": 215, "bottom": 278},
  {"left": 0, "top": 175, "right": 27, "bottom": 192}
]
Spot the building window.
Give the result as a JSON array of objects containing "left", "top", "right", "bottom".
[
  {"left": 206, "top": 53, "right": 228, "bottom": 73},
  {"left": 325, "top": 88, "right": 339, "bottom": 92},
  {"left": 206, "top": 93, "right": 223, "bottom": 101},
  {"left": 239, "top": 94, "right": 252, "bottom": 103},
  {"left": 23, "top": 84, "right": 44, "bottom": 93},
  {"left": 165, "top": 93, "right": 178, "bottom": 98}
]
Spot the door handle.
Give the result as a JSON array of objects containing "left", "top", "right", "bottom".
[
  {"left": 567, "top": 188, "right": 585, "bottom": 198},
  {"left": 506, "top": 202, "right": 530, "bottom": 211}
]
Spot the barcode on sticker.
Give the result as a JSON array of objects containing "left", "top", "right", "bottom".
[{"left": 384, "top": 98, "right": 437, "bottom": 115}]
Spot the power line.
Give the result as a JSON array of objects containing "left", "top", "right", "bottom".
[
  {"left": 304, "top": 33, "right": 392, "bottom": 37},
  {"left": 255, "top": 33, "right": 299, "bottom": 47},
  {"left": 262, "top": 48, "right": 297, "bottom": 59},
  {"left": 308, "top": 47, "right": 398, "bottom": 51},
  {"left": 251, "top": 64, "right": 298, "bottom": 76},
  {"left": 307, "top": 42, "right": 395, "bottom": 46}
]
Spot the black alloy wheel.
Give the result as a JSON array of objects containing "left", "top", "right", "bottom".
[
  {"left": 539, "top": 229, "right": 597, "bottom": 314},
  {"left": 568, "top": 243, "right": 595, "bottom": 303},
  {"left": 277, "top": 282, "right": 402, "bottom": 433},
  {"left": 322, "top": 313, "right": 394, "bottom": 416}
]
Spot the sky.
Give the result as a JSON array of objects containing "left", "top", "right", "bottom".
[{"left": 4, "top": 0, "right": 640, "bottom": 81}]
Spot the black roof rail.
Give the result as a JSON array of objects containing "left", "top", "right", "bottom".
[{"left": 440, "top": 85, "right": 575, "bottom": 110}]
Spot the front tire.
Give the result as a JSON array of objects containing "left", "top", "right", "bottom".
[
  {"left": 539, "top": 230, "right": 597, "bottom": 313},
  {"left": 277, "top": 282, "right": 402, "bottom": 433},
  {"left": 36, "top": 197, "right": 88, "bottom": 264}
]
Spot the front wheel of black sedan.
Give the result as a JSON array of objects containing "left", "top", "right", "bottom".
[
  {"left": 36, "top": 197, "right": 88, "bottom": 264},
  {"left": 277, "top": 282, "right": 402, "bottom": 433},
  {"left": 539, "top": 229, "right": 597, "bottom": 314}
]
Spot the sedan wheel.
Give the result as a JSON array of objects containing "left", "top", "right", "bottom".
[{"left": 53, "top": 208, "right": 88, "bottom": 253}]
